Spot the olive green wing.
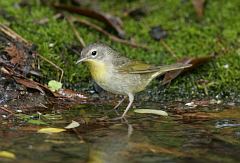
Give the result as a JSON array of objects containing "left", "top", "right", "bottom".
[{"left": 117, "top": 61, "right": 191, "bottom": 74}]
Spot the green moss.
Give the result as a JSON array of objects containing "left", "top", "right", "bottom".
[{"left": 0, "top": 0, "right": 239, "bottom": 100}]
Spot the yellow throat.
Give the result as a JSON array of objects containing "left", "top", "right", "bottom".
[{"left": 85, "top": 59, "right": 107, "bottom": 82}]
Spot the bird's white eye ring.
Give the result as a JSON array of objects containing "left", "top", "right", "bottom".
[{"left": 91, "top": 51, "right": 97, "bottom": 56}]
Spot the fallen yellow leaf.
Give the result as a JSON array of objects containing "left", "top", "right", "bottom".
[
  {"left": 0, "top": 151, "right": 16, "bottom": 159},
  {"left": 37, "top": 127, "right": 66, "bottom": 134}
]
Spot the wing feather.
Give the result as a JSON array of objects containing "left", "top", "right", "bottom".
[{"left": 117, "top": 61, "right": 191, "bottom": 74}]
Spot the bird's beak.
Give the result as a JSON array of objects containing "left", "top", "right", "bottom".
[{"left": 76, "top": 58, "right": 87, "bottom": 64}]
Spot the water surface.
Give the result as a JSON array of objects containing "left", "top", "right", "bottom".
[{"left": 0, "top": 103, "right": 240, "bottom": 162}]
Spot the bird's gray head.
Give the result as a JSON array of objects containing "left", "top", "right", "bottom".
[{"left": 76, "top": 43, "right": 115, "bottom": 64}]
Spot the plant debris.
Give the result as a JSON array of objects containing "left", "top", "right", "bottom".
[
  {"left": 134, "top": 109, "right": 168, "bottom": 116},
  {"left": 0, "top": 151, "right": 16, "bottom": 160},
  {"left": 65, "top": 120, "right": 80, "bottom": 129},
  {"left": 37, "top": 127, "right": 66, "bottom": 134},
  {"left": 14, "top": 77, "right": 45, "bottom": 94},
  {"left": 127, "top": 7, "right": 147, "bottom": 20},
  {"left": 72, "top": 16, "right": 149, "bottom": 50},
  {"left": 53, "top": 3, "right": 125, "bottom": 38},
  {"left": 66, "top": 15, "right": 86, "bottom": 48},
  {"left": 192, "top": 0, "right": 206, "bottom": 19},
  {"left": 0, "top": 25, "right": 88, "bottom": 118}
]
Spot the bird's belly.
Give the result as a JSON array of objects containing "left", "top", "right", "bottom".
[{"left": 96, "top": 73, "right": 148, "bottom": 95}]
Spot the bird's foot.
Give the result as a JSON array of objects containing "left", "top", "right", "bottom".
[
  {"left": 113, "top": 108, "right": 120, "bottom": 115},
  {"left": 113, "top": 105, "right": 120, "bottom": 110},
  {"left": 110, "top": 116, "right": 123, "bottom": 121},
  {"left": 105, "top": 108, "right": 120, "bottom": 116},
  {"left": 110, "top": 115, "right": 128, "bottom": 122}
]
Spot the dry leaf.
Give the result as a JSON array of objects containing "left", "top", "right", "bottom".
[
  {"left": 134, "top": 109, "right": 168, "bottom": 116},
  {"left": 14, "top": 77, "right": 55, "bottom": 96},
  {"left": 130, "top": 142, "right": 185, "bottom": 157},
  {"left": 192, "top": 0, "right": 206, "bottom": 19},
  {"left": 53, "top": 4, "right": 125, "bottom": 38},
  {"left": 65, "top": 120, "right": 80, "bottom": 129},
  {"left": 57, "top": 88, "right": 87, "bottom": 99},
  {"left": 0, "top": 151, "right": 16, "bottom": 159},
  {"left": 4, "top": 44, "right": 25, "bottom": 65},
  {"left": 37, "top": 127, "right": 66, "bottom": 134},
  {"left": 181, "top": 109, "right": 240, "bottom": 121},
  {"left": 15, "top": 77, "right": 45, "bottom": 94}
]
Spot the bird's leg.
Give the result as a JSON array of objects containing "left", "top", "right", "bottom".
[
  {"left": 113, "top": 96, "right": 126, "bottom": 110},
  {"left": 110, "top": 94, "right": 134, "bottom": 121},
  {"left": 106, "top": 96, "right": 126, "bottom": 116},
  {"left": 120, "top": 93, "right": 134, "bottom": 118}
]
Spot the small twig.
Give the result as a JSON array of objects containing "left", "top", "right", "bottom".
[
  {"left": 53, "top": 3, "right": 125, "bottom": 38},
  {"left": 72, "top": 17, "right": 149, "bottom": 50},
  {"left": 72, "top": 128, "right": 85, "bottom": 143},
  {"left": 0, "top": 106, "right": 14, "bottom": 116},
  {"left": 66, "top": 16, "right": 86, "bottom": 48},
  {"left": 37, "top": 54, "right": 64, "bottom": 82},
  {"left": 160, "top": 40, "right": 177, "bottom": 58},
  {"left": 0, "top": 59, "right": 42, "bottom": 77},
  {"left": 34, "top": 13, "right": 63, "bottom": 25},
  {"left": 215, "top": 37, "right": 229, "bottom": 56},
  {"left": 0, "top": 24, "right": 28, "bottom": 44}
]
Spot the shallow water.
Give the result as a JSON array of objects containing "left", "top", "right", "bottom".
[{"left": 0, "top": 103, "right": 240, "bottom": 163}]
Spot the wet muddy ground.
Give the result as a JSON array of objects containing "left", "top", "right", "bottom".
[{"left": 1, "top": 102, "right": 239, "bottom": 162}]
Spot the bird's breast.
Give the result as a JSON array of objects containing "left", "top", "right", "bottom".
[{"left": 86, "top": 60, "right": 108, "bottom": 83}]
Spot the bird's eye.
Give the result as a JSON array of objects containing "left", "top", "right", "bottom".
[{"left": 91, "top": 51, "right": 97, "bottom": 56}]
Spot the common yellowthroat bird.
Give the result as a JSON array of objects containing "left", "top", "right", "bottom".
[{"left": 76, "top": 43, "right": 191, "bottom": 119}]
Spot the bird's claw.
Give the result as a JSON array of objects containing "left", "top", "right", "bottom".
[{"left": 110, "top": 116, "right": 127, "bottom": 122}]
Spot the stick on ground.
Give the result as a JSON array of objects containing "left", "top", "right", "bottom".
[
  {"left": 72, "top": 16, "right": 149, "bottom": 50},
  {"left": 66, "top": 16, "right": 86, "bottom": 48}
]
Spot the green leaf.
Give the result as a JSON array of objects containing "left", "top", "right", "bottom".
[
  {"left": 27, "top": 119, "right": 48, "bottom": 125},
  {"left": 223, "top": 29, "right": 238, "bottom": 41},
  {"left": 48, "top": 80, "right": 62, "bottom": 92},
  {"left": 15, "top": 113, "right": 31, "bottom": 121}
]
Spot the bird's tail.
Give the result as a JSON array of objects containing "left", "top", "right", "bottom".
[{"left": 151, "top": 63, "right": 191, "bottom": 79}]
